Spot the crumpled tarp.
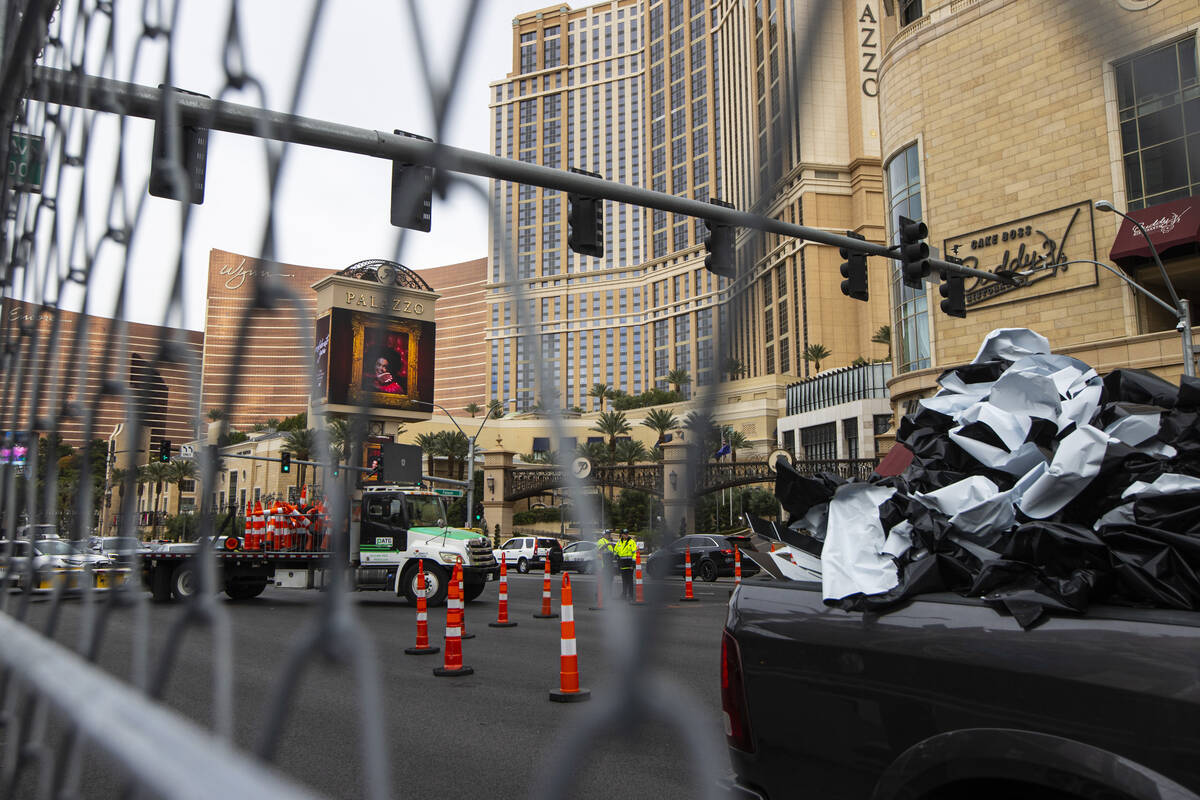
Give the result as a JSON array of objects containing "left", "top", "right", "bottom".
[{"left": 763, "top": 328, "right": 1200, "bottom": 629}]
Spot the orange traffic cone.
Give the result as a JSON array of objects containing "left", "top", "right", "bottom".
[
  {"left": 405, "top": 561, "right": 440, "bottom": 656},
  {"left": 434, "top": 563, "right": 473, "bottom": 677},
  {"left": 734, "top": 546, "right": 742, "bottom": 586},
  {"left": 253, "top": 501, "right": 265, "bottom": 550},
  {"left": 300, "top": 485, "right": 308, "bottom": 505},
  {"left": 632, "top": 549, "right": 645, "bottom": 605},
  {"left": 533, "top": 558, "right": 558, "bottom": 619},
  {"left": 457, "top": 564, "right": 475, "bottom": 640},
  {"left": 490, "top": 553, "right": 518, "bottom": 628},
  {"left": 244, "top": 500, "right": 256, "bottom": 550},
  {"left": 549, "top": 573, "right": 590, "bottom": 703},
  {"left": 680, "top": 547, "right": 698, "bottom": 601}
]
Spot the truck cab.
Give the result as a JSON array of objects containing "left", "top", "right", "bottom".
[{"left": 353, "top": 486, "right": 498, "bottom": 605}]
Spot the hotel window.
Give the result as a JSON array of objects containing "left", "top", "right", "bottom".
[
  {"left": 800, "top": 422, "right": 837, "bottom": 462},
  {"left": 899, "top": 0, "right": 922, "bottom": 26},
  {"left": 520, "top": 32, "right": 537, "bottom": 73},
  {"left": 1115, "top": 36, "right": 1200, "bottom": 210},
  {"left": 544, "top": 26, "right": 561, "bottom": 68},
  {"left": 887, "top": 143, "right": 930, "bottom": 373}
]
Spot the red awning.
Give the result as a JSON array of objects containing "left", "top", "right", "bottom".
[{"left": 1109, "top": 196, "right": 1200, "bottom": 269}]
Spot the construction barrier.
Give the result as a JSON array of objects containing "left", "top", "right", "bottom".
[
  {"left": 489, "top": 553, "right": 518, "bottom": 628},
  {"left": 433, "top": 563, "right": 473, "bottom": 677},
  {"left": 533, "top": 558, "right": 558, "bottom": 619},
  {"left": 549, "top": 573, "right": 590, "bottom": 703},
  {"left": 405, "top": 561, "right": 439, "bottom": 656},
  {"left": 680, "top": 547, "right": 698, "bottom": 601}
]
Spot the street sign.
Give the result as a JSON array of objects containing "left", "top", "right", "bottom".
[
  {"left": 8, "top": 133, "right": 44, "bottom": 193},
  {"left": 434, "top": 488, "right": 464, "bottom": 497},
  {"left": 179, "top": 444, "right": 195, "bottom": 459}
]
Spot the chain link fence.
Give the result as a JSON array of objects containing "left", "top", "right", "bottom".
[{"left": 0, "top": 0, "right": 1100, "bottom": 797}]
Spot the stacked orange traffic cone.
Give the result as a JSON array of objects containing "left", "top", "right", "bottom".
[
  {"left": 457, "top": 564, "right": 475, "bottom": 640},
  {"left": 253, "top": 501, "right": 265, "bottom": 550},
  {"left": 265, "top": 504, "right": 277, "bottom": 550},
  {"left": 300, "top": 485, "right": 308, "bottom": 505},
  {"left": 533, "top": 558, "right": 558, "bottom": 619},
  {"left": 734, "top": 547, "right": 742, "bottom": 586},
  {"left": 490, "top": 553, "right": 518, "bottom": 628},
  {"left": 680, "top": 547, "right": 699, "bottom": 601},
  {"left": 632, "top": 549, "right": 645, "bottom": 605},
  {"left": 549, "top": 573, "right": 590, "bottom": 702},
  {"left": 405, "top": 561, "right": 440, "bottom": 656},
  {"left": 433, "top": 563, "right": 473, "bottom": 677},
  {"left": 244, "top": 500, "right": 256, "bottom": 550}
]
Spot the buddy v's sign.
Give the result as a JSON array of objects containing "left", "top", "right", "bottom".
[{"left": 943, "top": 201, "right": 1098, "bottom": 309}]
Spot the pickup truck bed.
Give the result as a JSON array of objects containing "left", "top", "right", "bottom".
[{"left": 723, "top": 581, "right": 1200, "bottom": 800}]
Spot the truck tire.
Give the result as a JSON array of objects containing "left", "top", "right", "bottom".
[
  {"left": 171, "top": 563, "right": 199, "bottom": 600},
  {"left": 401, "top": 562, "right": 449, "bottom": 607},
  {"left": 150, "top": 565, "right": 173, "bottom": 603},
  {"left": 225, "top": 580, "right": 267, "bottom": 600},
  {"left": 463, "top": 580, "right": 486, "bottom": 603},
  {"left": 698, "top": 559, "right": 718, "bottom": 582},
  {"left": 517, "top": 557, "right": 529, "bottom": 574}
]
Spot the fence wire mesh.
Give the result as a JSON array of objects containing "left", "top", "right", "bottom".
[{"left": 0, "top": 0, "right": 1111, "bottom": 797}]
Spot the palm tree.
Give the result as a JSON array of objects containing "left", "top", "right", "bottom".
[
  {"left": 640, "top": 408, "right": 680, "bottom": 447},
  {"left": 723, "top": 429, "right": 750, "bottom": 462},
  {"left": 464, "top": 403, "right": 481, "bottom": 418},
  {"left": 487, "top": 399, "right": 505, "bottom": 418},
  {"left": 438, "top": 430, "right": 470, "bottom": 480},
  {"left": 165, "top": 459, "right": 197, "bottom": 515},
  {"left": 414, "top": 432, "right": 441, "bottom": 478},
  {"left": 591, "top": 410, "right": 632, "bottom": 465},
  {"left": 575, "top": 440, "right": 609, "bottom": 466},
  {"left": 722, "top": 357, "right": 747, "bottom": 382},
  {"left": 140, "top": 462, "right": 170, "bottom": 536},
  {"left": 666, "top": 368, "right": 691, "bottom": 395},
  {"left": 588, "top": 382, "right": 611, "bottom": 413},
  {"left": 614, "top": 438, "right": 648, "bottom": 466},
  {"left": 872, "top": 325, "right": 892, "bottom": 362},
  {"left": 803, "top": 343, "right": 831, "bottom": 374},
  {"left": 284, "top": 428, "right": 315, "bottom": 491},
  {"left": 206, "top": 408, "right": 226, "bottom": 421},
  {"left": 327, "top": 416, "right": 349, "bottom": 467}
]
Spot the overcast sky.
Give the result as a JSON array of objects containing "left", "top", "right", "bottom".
[{"left": 35, "top": 0, "right": 536, "bottom": 330}]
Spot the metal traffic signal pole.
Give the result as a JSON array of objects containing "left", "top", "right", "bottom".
[{"left": 27, "top": 65, "right": 1017, "bottom": 289}]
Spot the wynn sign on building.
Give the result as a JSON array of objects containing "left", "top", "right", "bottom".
[{"left": 199, "top": 248, "right": 336, "bottom": 429}]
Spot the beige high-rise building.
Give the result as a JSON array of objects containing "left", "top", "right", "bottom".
[
  {"left": 487, "top": 0, "right": 889, "bottom": 434},
  {"left": 876, "top": 0, "right": 1200, "bottom": 413}
]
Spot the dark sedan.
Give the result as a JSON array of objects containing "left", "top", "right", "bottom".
[{"left": 646, "top": 534, "right": 759, "bottom": 581}]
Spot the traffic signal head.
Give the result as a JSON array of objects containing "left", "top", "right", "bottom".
[
  {"left": 939, "top": 272, "right": 966, "bottom": 318},
  {"left": 148, "top": 88, "right": 210, "bottom": 205},
  {"left": 331, "top": 463, "right": 340, "bottom": 478},
  {"left": 390, "top": 130, "right": 434, "bottom": 232},
  {"left": 567, "top": 193, "right": 604, "bottom": 257},
  {"left": 703, "top": 198, "right": 737, "bottom": 279},
  {"left": 158, "top": 440, "right": 171, "bottom": 463},
  {"left": 839, "top": 231, "right": 869, "bottom": 302},
  {"left": 280, "top": 451, "right": 291, "bottom": 473},
  {"left": 898, "top": 215, "right": 930, "bottom": 290}
]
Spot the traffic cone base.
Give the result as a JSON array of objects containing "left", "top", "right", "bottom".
[
  {"left": 549, "top": 687, "right": 591, "bottom": 703},
  {"left": 434, "top": 665, "right": 475, "bottom": 677},
  {"left": 406, "top": 644, "right": 440, "bottom": 655},
  {"left": 533, "top": 611, "right": 560, "bottom": 618},
  {"left": 680, "top": 596, "right": 699, "bottom": 601},
  {"left": 489, "top": 620, "right": 519, "bottom": 628}
]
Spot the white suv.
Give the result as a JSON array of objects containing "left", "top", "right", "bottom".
[{"left": 491, "top": 536, "right": 563, "bottom": 574}]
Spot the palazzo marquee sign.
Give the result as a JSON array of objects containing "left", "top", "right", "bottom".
[{"left": 943, "top": 201, "right": 1098, "bottom": 309}]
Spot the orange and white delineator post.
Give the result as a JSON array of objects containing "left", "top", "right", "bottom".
[
  {"left": 252, "top": 501, "right": 265, "bottom": 551},
  {"left": 300, "top": 485, "right": 308, "bottom": 505},
  {"left": 734, "top": 546, "right": 742, "bottom": 586},
  {"left": 680, "top": 547, "right": 699, "bottom": 601},
  {"left": 490, "top": 553, "right": 518, "bottom": 628},
  {"left": 549, "top": 573, "right": 591, "bottom": 702},
  {"left": 433, "top": 563, "right": 474, "bottom": 677},
  {"left": 457, "top": 563, "right": 475, "bottom": 640},
  {"left": 533, "top": 557, "right": 559, "bottom": 619},
  {"left": 632, "top": 548, "right": 646, "bottom": 605},
  {"left": 244, "top": 500, "right": 256, "bottom": 550},
  {"left": 405, "top": 560, "right": 440, "bottom": 655}
]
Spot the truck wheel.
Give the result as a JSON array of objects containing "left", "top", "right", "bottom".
[
  {"left": 463, "top": 580, "right": 486, "bottom": 603},
  {"left": 150, "top": 566, "right": 172, "bottom": 603},
  {"left": 171, "top": 563, "right": 198, "bottom": 599},
  {"left": 698, "top": 559, "right": 718, "bottom": 582},
  {"left": 517, "top": 558, "right": 529, "bottom": 574},
  {"left": 225, "top": 580, "right": 267, "bottom": 600},
  {"left": 401, "top": 562, "right": 449, "bottom": 607}
]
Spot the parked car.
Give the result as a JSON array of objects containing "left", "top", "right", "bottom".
[
  {"left": 492, "top": 536, "right": 563, "bottom": 574},
  {"left": 645, "top": 534, "right": 759, "bottom": 581},
  {"left": 92, "top": 536, "right": 143, "bottom": 564},
  {"left": 0, "top": 537, "right": 109, "bottom": 589},
  {"left": 561, "top": 540, "right": 601, "bottom": 573}
]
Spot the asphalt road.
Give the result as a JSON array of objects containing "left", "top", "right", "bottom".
[{"left": 13, "top": 570, "right": 744, "bottom": 799}]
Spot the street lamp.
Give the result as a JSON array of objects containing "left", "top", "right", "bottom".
[
  {"left": 1094, "top": 200, "right": 1195, "bottom": 377},
  {"left": 411, "top": 400, "right": 504, "bottom": 531}
]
